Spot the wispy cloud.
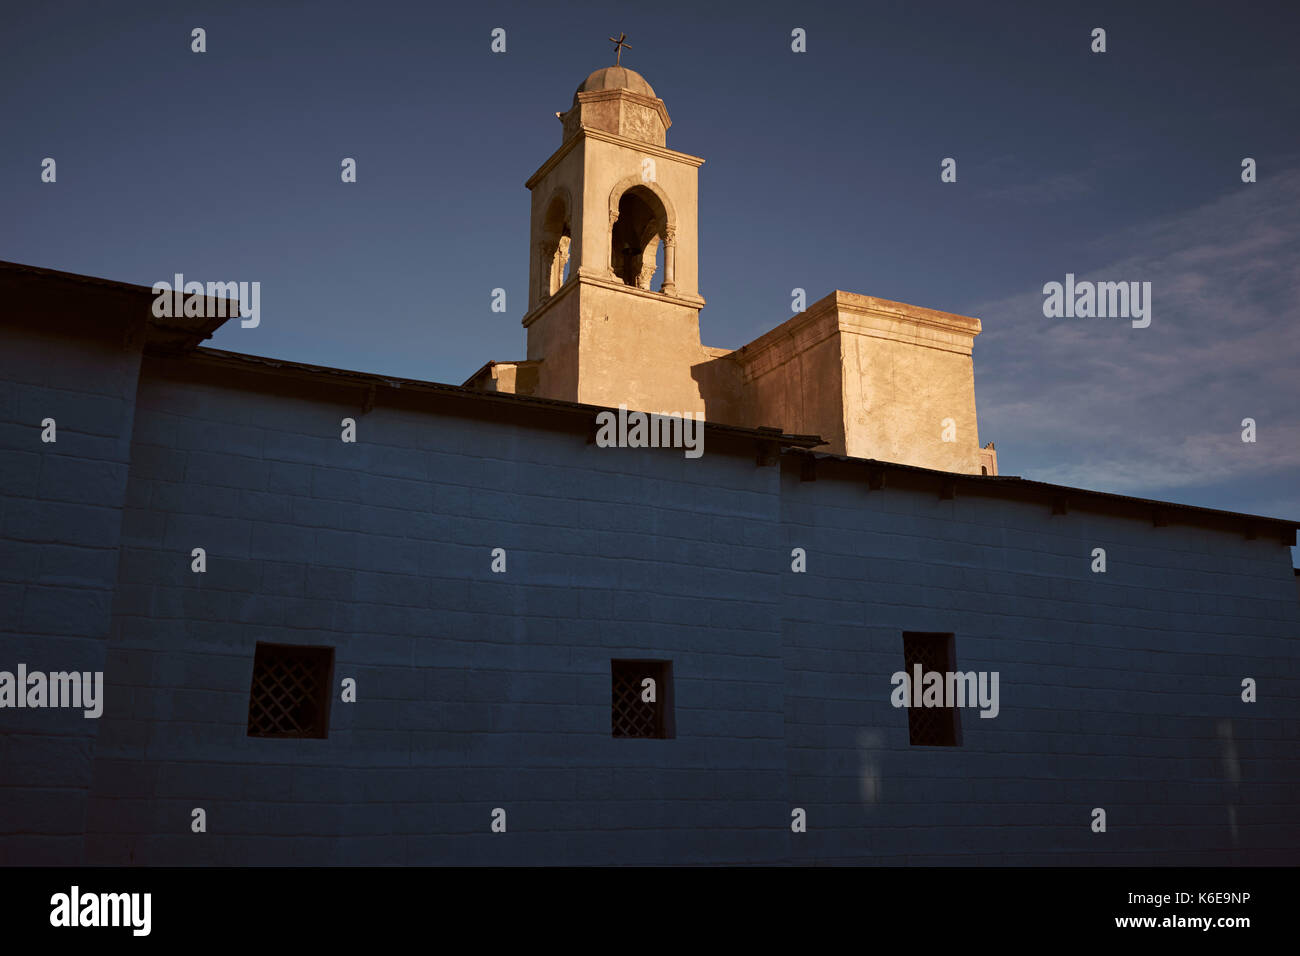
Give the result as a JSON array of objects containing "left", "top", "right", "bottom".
[{"left": 972, "top": 168, "right": 1300, "bottom": 513}]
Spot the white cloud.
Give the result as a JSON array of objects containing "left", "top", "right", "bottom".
[{"left": 973, "top": 168, "right": 1300, "bottom": 502}]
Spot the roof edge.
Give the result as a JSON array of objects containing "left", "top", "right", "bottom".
[
  {"left": 151, "top": 346, "right": 1297, "bottom": 540},
  {"left": 178, "top": 346, "right": 826, "bottom": 449},
  {"left": 783, "top": 447, "right": 1299, "bottom": 538}
]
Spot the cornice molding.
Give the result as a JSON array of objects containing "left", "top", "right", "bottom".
[{"left": 521, "top": 273, "right": 705, "bottom": 328}]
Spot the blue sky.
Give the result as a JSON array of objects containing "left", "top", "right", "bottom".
[{"left": 3, "top": 0, "right": 1297, "bottom": 561}]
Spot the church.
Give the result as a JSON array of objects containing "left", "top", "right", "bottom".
[
  {"left": 0, "top": 58, "right": 1296, "bottom": 866},
  {"left": 465, "top": 61, "right": 998, "bottom": 477}
]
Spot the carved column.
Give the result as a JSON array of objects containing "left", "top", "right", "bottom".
[
  {"left": 662, "top": 225, "right": 677, "bottom": 295},
  {"left": 553, "top": 235, "right": 571, "bottom": 291},
  {"left": 607, "top": 210, "right": 620, "bottom": 279},
  {"left": 637, "top": 237, "right": 660, "bottom": 290}
]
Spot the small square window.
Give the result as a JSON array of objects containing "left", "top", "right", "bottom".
[
  {"left": 611, "top": 659, "right": 673, "bottom": 738},
  {"left": 247, "top": 642, "right": 334, "bottom": 739},
  {"left": 901, "top": 632, "right": 961, "bottom": 746}
]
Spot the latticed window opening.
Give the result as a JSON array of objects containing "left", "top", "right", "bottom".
[
  {"left": 611, "top": 659, "right": 672, "bottom": 738},
  {"left": 902, "top": 632, "right": 960, "bottom": 746},
  {"left": 247, "top": 643, "right": 334, "bottom": 738}
]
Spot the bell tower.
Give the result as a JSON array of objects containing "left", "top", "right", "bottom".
[
  {"left": 468, "top": 47, "right": 997, "bottom": 475},
  {"left": 521, "top": 53, "right": 709, "bottom": 413}
]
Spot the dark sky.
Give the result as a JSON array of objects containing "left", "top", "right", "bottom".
[{"left": 3, "top": 0, "right": 1298, "bottom": 563}]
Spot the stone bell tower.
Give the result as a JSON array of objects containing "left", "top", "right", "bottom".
[
  {"left": 518, "top": 58, "right": 712, "bottom": 414},
  {"left": 465, "top": 50, "right": 996, "bottom": 476}
]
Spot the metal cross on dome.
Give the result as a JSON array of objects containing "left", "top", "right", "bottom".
[{"left": 609, "top": 32, "right": 631, "bottom": 66}]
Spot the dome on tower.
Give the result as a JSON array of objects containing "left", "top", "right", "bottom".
[{"left": 574, "top": 65, "right": 656, "bottom": 100}]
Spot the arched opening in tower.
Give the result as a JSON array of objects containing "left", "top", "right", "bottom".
[
  {"left": 540, "top": 193, "right": 572, "bottom": 300},
  {"left": 611, "top": 187, "right": 666, "bottom": 290}
]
